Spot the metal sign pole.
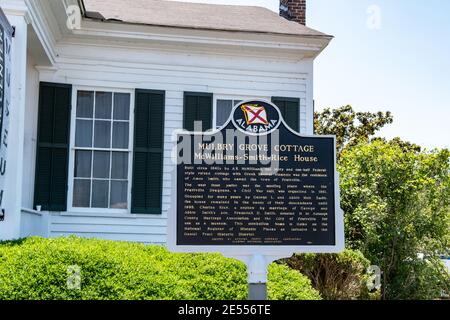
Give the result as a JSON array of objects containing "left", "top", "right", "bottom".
[
  {"left": 248, "top": 283, "right": 267, "bottom": 300},
  {"left": 247, "top": 255, "right": 268, "bottom": 300}
]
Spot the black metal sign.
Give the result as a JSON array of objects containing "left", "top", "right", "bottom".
[{"left": 175, "top": 100, "right": 339, "bottom": 248}]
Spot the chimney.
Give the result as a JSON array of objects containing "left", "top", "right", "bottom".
[{"left": 280, "top": 0, "right": 306, "bottom": 25}]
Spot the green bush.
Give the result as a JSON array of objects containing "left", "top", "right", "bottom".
[
  {"left": 280, "top": 250, "right": 379, "bottom": 300},
  {"left": 0, "top": 237, "right": 321, "bottom": 300},
  {"left": 268, "top": 264, "right": 321, "bottom": 300}
]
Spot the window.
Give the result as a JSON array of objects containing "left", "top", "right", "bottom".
[
  {"left": 70, "top": 89, "right": 133, "bottom": 211},
  {"left": 214, "top": 97, "right": 268, "bottom": 128},
  {"left": 215, "top": 99, "right": 242, "bottom": 128}
]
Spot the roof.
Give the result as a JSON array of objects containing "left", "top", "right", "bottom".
[{"left": 81, "top": 0, "right": 330, "bottom": 38}]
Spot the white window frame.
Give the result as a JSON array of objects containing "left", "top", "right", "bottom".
[
  {"left": 67, "top": 86, "right": 135, "bottom": 214},
  {"left": 213, "top": 95, "right": 270, "bottom": 129}
]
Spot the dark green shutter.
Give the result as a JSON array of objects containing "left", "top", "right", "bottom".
[
  {"left": 34, "top": 83, "right": 72, "bottom": 211},
  {"left": 272, "top": 97, "right": 300, "bottom": 132},
  {"left": 183, "top": 92, "right": 213, "bottom": 131},
  {"left": 131, "top": 90, "right": 165, "bottom": 214}
]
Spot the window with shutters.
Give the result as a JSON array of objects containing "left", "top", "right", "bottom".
[{"left": 68, "top": 88, "right": 134, "bottom": 212}]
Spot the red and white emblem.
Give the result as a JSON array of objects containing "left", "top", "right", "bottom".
[{"left": 241, "top": 104, "right": 269, "bottom": 125}]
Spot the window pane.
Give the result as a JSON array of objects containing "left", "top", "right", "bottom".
[
  {"left": 94, "top": 120, "right": 111, "bottom": 148},
  {"left": 112, "top": 122, "right": 129, "bottom": 149},
  {"left": 73, "top": 90, "right": 132, "bottom": 211},
  {"left": 95, "top": 92, "right": 112, "bottom": 119},
  {"left": 110, "top": 181, "right": 128, "bottom": 209},
  {"left": 73, "top": 179, "right": 90, "bottom": 207},
  {"left": 111, "top": 152, "right": 128, "bottom": 179},
  {"left": 233, "top": 100, "right": 243, "bottom": 106},
  {"left": 92, "top": 180, "right": 109, "bottom": 208},
  {"left": 216, "top": 100, "right": 233, "bottom": 127},
  {"left": 75, "top": 120, "right": 93, "bottom": 147},
  {"left": 77, "top": 91, "right": 94, "bottom": 118},
  {"left": 93, "top": 151, "right": 110, "bottom": 179},
  {"left": 114, "top": 93, "right": 130, "bottom": 120},
  {"left": 75, "top": 150, "right": 92, "bottom": 178}
]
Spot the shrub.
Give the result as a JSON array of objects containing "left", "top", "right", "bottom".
[
  {"left": 268, "top": 264, "right": 322, "bottom": 300},
  {"left": 280, "top": 250, "right": 378, "bottom": 300},
  {"left": 0, "top": 237, "right": 321, "bottom": 300}
]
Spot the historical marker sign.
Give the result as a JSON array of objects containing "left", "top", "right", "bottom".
[
  {"left": 169, "top": 100, "right": 344, "bottom": 256},
  {"left": 0, "top": 9, "right": 13, "bottom": 221}
]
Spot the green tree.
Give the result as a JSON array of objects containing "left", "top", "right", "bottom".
[
  {"left": 314, "top": 105, "right": 393, "bottom": 156},
  {"left": 339, "top": 140, "right": 450, "bottom": 299},
  {"left": 372, "top": 137, "right": 422, "bottom": 153}
]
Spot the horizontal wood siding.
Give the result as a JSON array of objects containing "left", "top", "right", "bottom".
[
  {"left": 41, "top": 42, "right": 312, "bottom": 243},
  {"left": 49, "top": 214, "right": 167, "bottom": 244}
]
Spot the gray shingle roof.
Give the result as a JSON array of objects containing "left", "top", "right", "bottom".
[{"left": 82, "top": 0, "right": 330, "bottom": 37}]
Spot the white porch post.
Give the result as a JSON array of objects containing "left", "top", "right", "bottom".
[
  {"left": 305, "top": 61, "right": 315, "bottom": 135},
  {"left": 0, "top": 2, "right": 28, "bottom": 240}
]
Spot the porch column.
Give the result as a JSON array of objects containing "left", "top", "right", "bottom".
[
  {"left": 0, "top": 3, "right": 28, "bottom": 240},
  {"left": 305, "top": 62, "right": 314, "bottom": 135}
]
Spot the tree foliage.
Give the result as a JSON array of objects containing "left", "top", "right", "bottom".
[
  {"left": 314, "top": 105, "right": 393, "bottom": 156},
  {"left": 339, "top": 140, "right": 450, "bottom": 299},
  {"left": 372, "top": 137, "right": 422, "bottom": 154}
]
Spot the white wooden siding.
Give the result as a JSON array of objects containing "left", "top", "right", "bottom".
[
  {"left": 31, "top": 41, "right": 313, "bottom": 244},
  {"left": 49, "top": 214, "right": 167, "bottom": 244}
]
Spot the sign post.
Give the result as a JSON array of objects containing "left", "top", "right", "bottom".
[
  {"left": 169, "top": 100, "right": 344, "bottom": 300},
  {"left": 0, "top": 9, "right": 13, "bottom": 222},
  {"left": 248, "top": 255, "right": 268, "bottom": 300}
]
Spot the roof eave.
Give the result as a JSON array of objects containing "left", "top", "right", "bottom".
[
  {"left": 74, "top": 18, "right": 334, "bottom": 53},
  {"left": 78, "top": 0, "right": 333, "bottom": 42},
  {"left": 82, "top": 15, "right": 333, "bottom": 38}
]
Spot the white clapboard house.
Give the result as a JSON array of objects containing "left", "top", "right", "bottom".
[{"left": 0, "top": 0, "right": 331, "bottom": 243}]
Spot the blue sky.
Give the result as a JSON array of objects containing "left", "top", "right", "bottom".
[{"left": 169, "top": 0, "right": 450, "bottom": 149}]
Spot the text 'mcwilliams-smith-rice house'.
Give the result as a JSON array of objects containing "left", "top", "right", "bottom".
[{"left": 0, "top": 0, "right": 331, "bottom": 243}]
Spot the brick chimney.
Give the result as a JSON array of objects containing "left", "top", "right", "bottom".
[{"left": 280, "top": 0, "right": 306, "bottom": 25}]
